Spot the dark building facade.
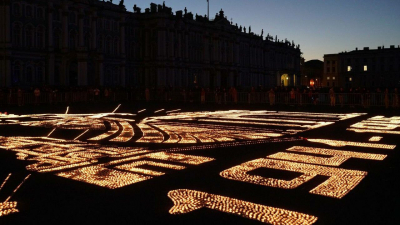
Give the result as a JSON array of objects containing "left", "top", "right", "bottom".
[
  {"left": 323, "top": 46, "right": 400, "bottom": 88},
  {"left": 300, "top": 59, "right": 323, "bottom": 87},
  {"left": 0, "top": 0, "right": 301, "bottom": 88}
]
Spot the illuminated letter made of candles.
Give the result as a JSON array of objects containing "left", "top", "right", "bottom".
[
  {"left": 347, "top": 116, "right": 400, "bottom": 134},
  {"left": 168, "top": 189, "right": 318, "bottom": 225},
  {"left": 268, "top": 146, "right": 386, "bottom": 166},
  {"left": 220, "top": 158, "right": 367, "bottom": 199}
]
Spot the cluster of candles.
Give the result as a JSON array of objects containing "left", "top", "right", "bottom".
[
  {"left": 0, "top": 202, "right": 18, "bottom": 217},
  {"left": 268, "top": 146, "right": 387, "bottom": 166},
  {"left": 348, "top": 116, "right": 400, "bottom": 135},
  {"left": 0, "top": 174, "right": 30, "bottom": 217},
  {"left": 220, "top": 157, "right": 368, "bottom": 199},
  {"left": 307, "top": 139, "right": 395, "bottom": 149},
  {"left": 168, "top": 189, "right": 318, "bottom": 225},
  {"left": 0, "top": 135, "right": 214, "bottom": 189},
  {"left": 219, "top": 142, "right": 392, "bottom": 199},
  {"left": 369, "top": 136, "right": 383, "bottom": 142},
  {"left": 133, "top": 110, "right": 363, "bottom": 144}
]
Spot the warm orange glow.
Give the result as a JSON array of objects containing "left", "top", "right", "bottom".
[
  {"left": 220, "top": 158, "right": 367, "bottom": 199},
  {"left": 168, "top": 189, "right": 318, "bottom": 225}
]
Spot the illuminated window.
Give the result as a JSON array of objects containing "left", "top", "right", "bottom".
[
  {"left": 333, "top": 77, "right": 335, "bottom": 80},
  {"left": 364, "top": 65, "right": 368, "bottom": 71},
  {"left": 349, "top": 77, "right": 352, "bottom": 81},
  {"left": 327, "top": 77, "right": 330, "bottom": 80},
  {"left": 347, "top": 66, "right": 352, "bottom": 72}
]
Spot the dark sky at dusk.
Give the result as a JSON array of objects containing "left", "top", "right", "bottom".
[{"left": 124, "top": 0, "right": 400, "bottom": 62}]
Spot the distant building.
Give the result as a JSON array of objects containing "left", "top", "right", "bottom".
[
  {"left": 300, "top": 59, "right": 323, "bottom": 88},
  {"left": 323, "top": 46, "right": 400, "bottom": 88},
  {"left": 0, "top": 0, "right": 301, "bottom": 88}
]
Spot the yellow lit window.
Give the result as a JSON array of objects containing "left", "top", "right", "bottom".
[
  {"left": 347, "top": 66, "right": 352, "bottom": 72},
  {"left": 364, "top": 65, "right": 368, "bottom": 71}
]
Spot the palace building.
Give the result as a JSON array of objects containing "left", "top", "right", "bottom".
[
  {"left": 323, "top": 46, "right": 400, "bottom": 88},
  {"left": 0, "top": 0, "right": 301, "bottom": 88}
]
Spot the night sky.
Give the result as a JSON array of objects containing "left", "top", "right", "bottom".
[{"left": 125, "top": 0, "right": 400, "bottom": 61}]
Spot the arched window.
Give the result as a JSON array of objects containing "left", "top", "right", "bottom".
[
  {"left": 36, "top": 64, "right": 45, "bottom": 83},
  {"left": 114, "top": 38, "right": 119, "bottom": 55},
  {"left": 54, "top": 29, "right": 62, "bottom": 50},
  {"left": 13, "top": 23, "right": 22, "bottom": 47},
  {"left": 26, "top": 5, "right": 33, "bottom": 17},
  {"left": 13, "top": 4, "right": 21, "bottom": 16},
  {"left": 113, "top": 68, "right": 119, "bottom": 85},
  {"left": 25, "top": 25, "right": 34, "bottom": 47},
  {"left": 26, "top": 66, "right": 33, "bottom": 83},
  {"left": 84, "top": 33, "right": 91, "bottom": 49},
  {"left": 69, "top": 12, "right": 76, "bottom": 24},
  {"left": 13, "top": 61, "right": 22, "bottom": 84},
  {"left": 53, "top": 9, "right": 60, "bottom": 21},
  {"left": 105, "top": 69, "right": 112, "bottom": 85},
  {"left": 98, "top": 36, "right": 103, "bottom": 51},
  {"left": 54, "top": 65, "right": 60, "bottom": 84},
  {"left": 105, "top": 36, "right": 112, "bottom": 54},
  {"left": 37, "top": 8, "right": 44, "bottom": 19},
  {"left": 37, "top": 26, "right": 45, "bottom": 48},
  {"left": 69, "top": 31, "right": 77, "bottom": 49}
]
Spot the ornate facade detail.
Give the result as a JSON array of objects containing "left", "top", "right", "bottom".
[{"left": 1, "top": 1, "right": 301, "bottom": 88}]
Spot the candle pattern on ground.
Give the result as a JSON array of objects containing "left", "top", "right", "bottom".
[
  {"left": 220, "top": 158, "right": 367, "bottom": 199},
  {"left": 168, "top": 189, "right": 318, "bottom": 225}
]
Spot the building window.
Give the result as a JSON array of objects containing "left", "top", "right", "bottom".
[
  {"left": 327, "top": 77, "right": 330, "bottom": 80},
  {"left": 114, "top": 39, "right": 119, "bottom": 55},
  {"left": 13, "top": 23, "right": 22, "bottom": 47},
  {"left": 37, "top": 8, "right": 44, "bottom": 19},
  {"left": 53, "top": 10, "right": 60, "bottom": 21},
  {"left": 105, "top": 20, "right": 111, "bottom": 30},
  {"left": 332, "top": 67, "right": 336, "bottom": 73},
  {"left": 347, "top": 66, "right": 352, "bottom": 72},
  {"left": 84, "top": 33, "right": 91, "bottom": 49},
  {"left": 69, "top": 12, "right": 76, "bottom": 24},
  {"left": 25, "top": 25, "right": 34, "bottom": 47},
  {"left": 105, "top": 37, "right": 112, "bottom": 54},
  {"left": 327, "top": 67, "right": 330, "bottom": 73},
  {"left": 54, "top": 30, "right": 62, "bottom": 49},
  {"left": 333, "top": 77, "right": 336, "bottom": 80},
  {"left": 36, "top": 65, "right": 44, "bottom": 83},
  {"left": 26, "top": 66, "right": 33, "bottom": 83},
  {"left": 327, "top": 60, "right": 330, "bottom": 64},
  {"left": 349, "top": 77, "right": 352, "bottom": 82},
  {"left": 26, "top": 5, "right": 33, "bottom": 17},
  {"left": 37, "top": 27, "right": 45, "bottom": 48},
  {"left": 364, "top": 65, "right": 367, "bottom": 71},
  {"left": 69, "top": 31, "right": 77, "bottom": 49},
  {"left": 98, "top": 36, "right": 103, "bottom": 50},
  {"left": 13, "top": 62, "right": 21, "bottom": 84},
  {"left": 13, "top": 4, "right": 21, "bottom": 16}
]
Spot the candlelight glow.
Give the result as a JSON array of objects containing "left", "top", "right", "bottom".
[{"left": 168, "top": 189, "right": 318, "bottom": 225}]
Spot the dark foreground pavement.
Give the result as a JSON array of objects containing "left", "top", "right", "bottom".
[{"left": 0, "top": 102, "right": 399, "bottom": 225}]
